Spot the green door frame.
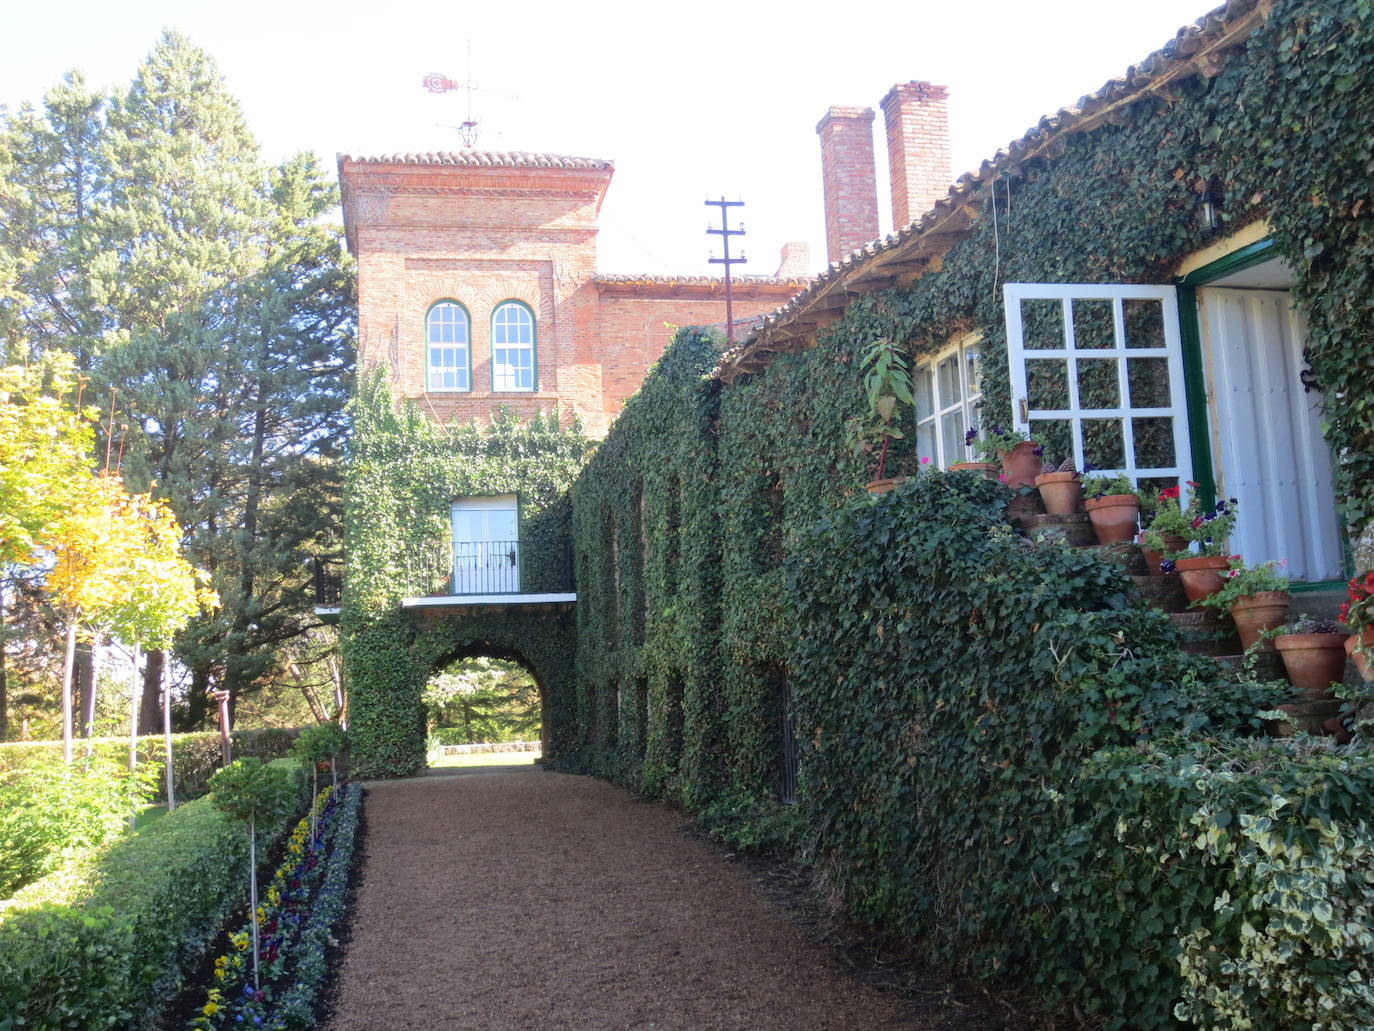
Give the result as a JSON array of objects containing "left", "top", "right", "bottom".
[{"left": 1173, "top": 238, "right": 1350, "bottom": 588}]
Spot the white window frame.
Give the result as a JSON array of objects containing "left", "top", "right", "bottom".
[
  {"left": 1003, "top": 283, "right": 1192, "bottom": 488},
  {"left": 491, "top": 301, "right": 536, "bottom": 392},
  {"left": 914, "top": 333, "right": 982, "bottom": 468},
  {"left": 426, "top": 301, "right": 472, "bottom": 392}
]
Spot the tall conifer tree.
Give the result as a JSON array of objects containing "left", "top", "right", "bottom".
[{"left": 0, "top": 32, "right": 353, "bottom": 732}]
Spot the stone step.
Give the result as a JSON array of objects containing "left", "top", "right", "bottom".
[
  {"left": 1131, "top": 573, "right": 1189, "bottom": 613},
  {"left": 1170, "top": 609, "right": 1242, "bottom": 657},
  {"left": 1095, "top": 542, "right": 1147, "bottom": 575},
  {"left": 1021, "top": 512, "right": 1096, "bottom": 548}
]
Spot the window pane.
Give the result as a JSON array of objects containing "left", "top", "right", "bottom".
[
  {"left": 1077, "top": 359, "right": 1121, "bottom": 410},
  {"left": 1030, "top": 418, "right": 1073, "bottom": 469},
  {"left": 1082, "top": 418, "right": 1126, "bottom": 470},
  {"left": 1132, "top": 417, "right": 1176, "bottom": 469},
  {"left": 492, "top": 303, "right": 535, "bottom": 391},
  {"left": 1127, "top": 357, "right": 1171, "bottom": 408},
  {"left": 937, "top": 355, "right": 962, "bottom": 406},
  {"left": 917, "top": 422, "right": 938, "bottom": 466},
  {"left": 1123, "top": 298, "right": 1166, "bottom": 349},
  {"left": 1071, "top": 299, "right": 1116, "bottom": 350},
  {"left": 964, "top": 345, "right": 981, "bottom": 396},
  {"left": 940, "top": 409, "right": 966, "bottom": 465},
  {"left": 1020, "top": 298, "right": 1065, "bottom": 350},
  {"left": 427, "top": 304, "right": 470, "bottom": 391},
  {"left": 1027, "top": 358, "right": 1070, "bottom": 410},
  {"left": 915, "top": 366, "right": 934, "bottom": 420}
]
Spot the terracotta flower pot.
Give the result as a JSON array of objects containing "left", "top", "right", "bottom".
[
  {"left": 999, "top": 441, "right": 1042, "bottom": 490},
  {"left": 1084, "top": 494, "right": 1140, "bottom": 545},
  {"left": 1139, "top": 532, "right": 1187, "bottom": 576},
  {"left": 1229, "top": 590, "right": 1291, "bottom": 651},
  {"left": 1035, "top": 471, "right": 1082, "bottom": 516},
  {"left": 1174, "top": 555, "right": 1229, "bottom": 604},
  {"left": 948, "top": 461, "right": 999, "bottom": 479},
  {"left": 1276, "top": 632, "right": 1350, "bottom": 698},
  {"left": 1347, "top": 627, "right": 1374, "bottom": 682},
  {"left": 865, "top": 477, "right": 907, "bottom": 495}
]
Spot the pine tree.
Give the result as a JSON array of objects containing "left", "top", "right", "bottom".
[{"left": 0, "top": 32, "right": 354, "bottom": 731}]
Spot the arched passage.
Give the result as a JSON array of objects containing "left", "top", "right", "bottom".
[
  {"left": 409, "top": 607, "right": 577, "bottom": 765},
  {"left": 423, "top": 644, "right": 549, "bottom": 757}
]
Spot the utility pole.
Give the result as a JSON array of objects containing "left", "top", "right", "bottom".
[{"left": 706, "top": 197, "right": 746, "bottom": 345}]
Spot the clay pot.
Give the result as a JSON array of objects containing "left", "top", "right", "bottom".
[
  {"left": 1034, "top": 471, "right": 1082, "bottom": 516},
  {"left": 1139, "top": 532, "right": 1187, "bottom": 576},
  {"left": 1346, "top": 627, "right": 1374, "bottom": 682},
  {"left": 1229, "top": 590, "right": 1291, "bottom": 652},
  {"left": 1174, "top": 555, "right": 1230, "bottom": 604},
  {"left": 865, "top": 477, "right": 908, "bottom": 495},
  {"left": 1084, "top": 494, "right": 1140, "bottom": 545},
  {"left": 999, "top": 441, "right": 1042, "bottom": 490},
  {"left": 948, "top": 462, "right": 1000, "bottom": 479},
  {"left": 1276, "top": 632, "right": 1350, "bottom": 698}
]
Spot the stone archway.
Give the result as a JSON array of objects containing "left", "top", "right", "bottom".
[{"left": 409, "top": 606, "right": 577, "bottom": 763}]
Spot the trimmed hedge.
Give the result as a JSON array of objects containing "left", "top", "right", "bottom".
[
  {"left": 0, "top": 728, "right": 302, "bottom": 803},
  {"left": 0, "top": 759, "right": 309, "bottom": 1031}
]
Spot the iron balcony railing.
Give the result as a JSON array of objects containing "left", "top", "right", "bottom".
[
  {"left": 312, "top": 557, "right": 343, "bottom": 607},
  {"left": 402, "top": 538, "right": 576, "bottom": 598}
]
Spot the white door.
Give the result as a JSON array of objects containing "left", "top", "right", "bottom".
[
  {"left": 1198, "top": 289, "right": 1342, "bottom": 581},
  {"left": 1004, "top": 284, "right": 1193, "bottom": 493},
  {"left": 451, "top": 496, "right": 519, "bottom": 594}
]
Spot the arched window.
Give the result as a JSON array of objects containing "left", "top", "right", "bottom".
[
  {"left": 491, "top": 301, "right": 536, "bottom": 392},
  {"left": 426, "top": 301, "right": 471, "bottom": 391}
]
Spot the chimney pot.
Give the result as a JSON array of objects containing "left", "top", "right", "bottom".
[
  {"left": 816, "top": 106, "right": 880, "bottom": 264},
  {"left": 880, "top": 81, "right": 953, "bottom": 230}
]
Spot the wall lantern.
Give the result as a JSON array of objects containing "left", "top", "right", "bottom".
[{"left": 1197, "top": 177, "right": 1224, "bottom": 233}]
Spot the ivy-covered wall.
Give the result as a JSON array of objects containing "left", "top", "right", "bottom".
[
  {"left": 566, "top": 2, "right": 1374, "bottom": 1025},
  {"left": 341, "top": 374, "right": 592, "bottom": 777}
]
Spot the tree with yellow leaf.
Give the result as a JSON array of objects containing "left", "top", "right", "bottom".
[{"left": 46, "top": 474, "right": 215, "bottom": 762}]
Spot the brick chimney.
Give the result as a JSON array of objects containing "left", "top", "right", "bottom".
[
  {"left": 880, "top": 81, "right": 952, "bottom": 230},
  {"left": 816, "top": 106, "right": 880, "bottom": 264},
  {"left": 774, "top": 241, "right": 812, "bottom": 278}
]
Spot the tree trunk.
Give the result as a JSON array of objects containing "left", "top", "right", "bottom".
[
  {"left": 76, "top": 640, "right": 96, "bottom": 739},
  {"left": 138, "top": 648, "right": 165, "bottom": 734},
  {"left": 0, "top": 583, "right": 8, "bottom": 741},
  {"left": 183, "top": 665, "right": 212, "bottom": 728},
  {"left": 61, "top": 619, "right": 77, "bottom": 763}
]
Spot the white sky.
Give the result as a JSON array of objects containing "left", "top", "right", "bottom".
[{"left": 2, "top": 0, "right": 1217, "bottom": 277}]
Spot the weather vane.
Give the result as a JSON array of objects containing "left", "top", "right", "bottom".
[{"left": 423, "top": 42, "right": 519, "bottom": 149}]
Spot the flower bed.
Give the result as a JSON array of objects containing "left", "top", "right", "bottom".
[{"left": 188, "top": 781, "right": 362, "bottom": 1030}]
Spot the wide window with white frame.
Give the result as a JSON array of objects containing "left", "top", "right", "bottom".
[
  {"left": 491, "top": 301, "right": 536, "bottom": 392},
  {"left": 426, "top": 301, "right": 471, "bottom": 391},
  {"left": 914, "top": 335, "right": 982, "bottom": 468}
]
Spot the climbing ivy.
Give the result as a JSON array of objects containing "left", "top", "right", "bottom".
[
  {"left": 341, "top": 373, "right": 591, "bottom": 777},
  {"left": 565, "top": 1, "right": 1374, "bottom": 1023}
]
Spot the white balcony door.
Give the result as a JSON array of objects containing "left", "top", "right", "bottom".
[
  {"left": 451, "top": 496, "right": 518, "bottom": 594},
  {"left": 1004, "top": 283, "right": 1192, "bottom": 493},
  {"left": 1198, "top": 288, "right": 1342, "bottom": 581}
]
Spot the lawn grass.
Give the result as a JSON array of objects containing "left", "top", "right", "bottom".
[
  {"left": 132, "top": 803, "right": 168, "bottom": 832},
  {"left": 428, "top": 750, "right": 542, "bottom": 769}
]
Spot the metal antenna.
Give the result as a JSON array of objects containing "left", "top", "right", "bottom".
[
  {"left": 706, "top": 197, "right": 747, "bottom": 344},
  {"left": 423, "top": 41, "right": 519, "bottom": 149}
]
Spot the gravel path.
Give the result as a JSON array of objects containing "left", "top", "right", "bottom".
[{"left": 322, "top": 766, "right": 995, "bottom": 1030}]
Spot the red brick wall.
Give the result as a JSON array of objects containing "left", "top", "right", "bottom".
[
  {"left": 341, "top": 157, "right": 801, "bottom": 438},
  {"left": 816, "top": 107, "right": 880, "bottom": 264},
  {"left": 880, "top": 82, "right": 952, "bottom": 230}
]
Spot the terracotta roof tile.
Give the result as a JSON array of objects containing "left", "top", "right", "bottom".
[{"left": 337, "top": 151, "right": 613, "bottom": 171}]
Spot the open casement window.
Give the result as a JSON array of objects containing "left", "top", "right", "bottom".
[
  {"left": 1003, "top": 284, "right": 1192, "bottom": 494},
  {"left": 451, "top": 496, "right": 519, "bottom": 594},
  {"left": 914, "top": 335, "right": 982, "bottom": 468}
]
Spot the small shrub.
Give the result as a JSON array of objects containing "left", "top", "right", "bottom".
[{"left": 0, "top": 753, "right": 152, "bottom": 898}]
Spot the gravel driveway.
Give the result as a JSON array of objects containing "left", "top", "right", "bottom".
[{"left": 322, "top": 766, "right": 1014, "bottom": 1030}]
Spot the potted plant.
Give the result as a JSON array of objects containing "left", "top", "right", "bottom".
[
  {"left": 1274, "top": 615, "right": 1350, "bottom": 699},
  {"left": 948, "top": 426, "right": 999, "bottom": 478},
  {"left": 850, "top": 337, "right": 914, "bottom": 494},
  {"left": 1081, "top": 472, "right": 1139, "bottom": 544},
  {"left": 1034, "top": 458, "right": 1082, "bottom": 516},
  {"left": 967, "top": 425, "right": 1044, "bottom": 489},
  {"left": 1171, "top": 488, "right": 1239, "bottom": 603},
  {"left": 1139, "top": 484, "right": 1189, "bottom": 575},
  {"left": 1339, "top": 570, "right": 1374, "bottom": 681},
  {"left": 1195, "top": 556, "right": 1290, "bottom": 651}
]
